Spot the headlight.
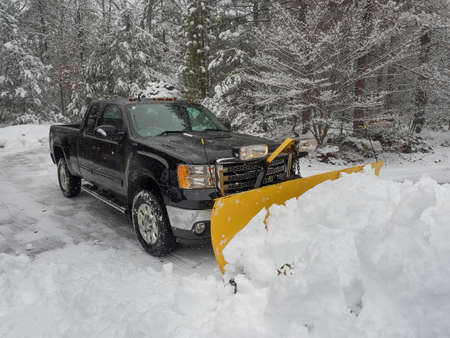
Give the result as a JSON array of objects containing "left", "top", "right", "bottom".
[
  {"left": 177, "top": 164, "right": 216, "bottom": 189},
  {"left": 237, "top": 144, "right": 268, "bottom": 161}
]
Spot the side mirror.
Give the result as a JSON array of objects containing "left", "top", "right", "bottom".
[
  {"left": 95, "top": 125, "right": 116, "bottom": 138},
  {"left": 95, "top": 125, "right": 125, "bottom": 141}
]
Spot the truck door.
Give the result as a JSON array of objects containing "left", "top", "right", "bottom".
[
  {"left": 91, "top": 104, "right": 126, "bottom": 196},
  {"left": 78, "top": 103, "right": 101, "bottom": 182}
]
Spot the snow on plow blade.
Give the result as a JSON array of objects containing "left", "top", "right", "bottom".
[{"left": 211, "top": 161, "right": 385, "bottom": 274}]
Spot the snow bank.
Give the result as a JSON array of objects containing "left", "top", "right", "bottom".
[
  {"left": 0, "top": 124, "right": 49, "bottom": 149},
  {"left": 0, "top": 244, "right": 232, "bottom": 338},
  {"left": 224, "top": 171, "right": 450, "bottom": 337}
]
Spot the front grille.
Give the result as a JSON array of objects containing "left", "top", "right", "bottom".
[{"left": 217, "top": 156, "right": 288, "bottom": 195}]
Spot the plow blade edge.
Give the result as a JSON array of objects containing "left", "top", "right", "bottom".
[{"left": 211, "top": 161, "right": 385, "bottom": 274}]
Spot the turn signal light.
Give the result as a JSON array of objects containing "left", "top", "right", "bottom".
[{"left": 178, "top": 165, "right": 191, "bottom": 189}]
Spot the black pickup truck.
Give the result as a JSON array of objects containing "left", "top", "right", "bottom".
[{"left": 50, "top": 98, "right": 301, "bottom": 256}]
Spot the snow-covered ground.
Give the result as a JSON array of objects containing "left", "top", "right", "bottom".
[
  {"left": 1, "top": 124, "right": 449, "bottom": 337},
  {"left": 302, "top": 129, "right": 450, "bottom": 184},
  {"left": 0, "top": 124, "right": 50, "bottom": 151}
]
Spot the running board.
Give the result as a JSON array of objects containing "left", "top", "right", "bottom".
[{"left": 81, "top": 185, "right": 128, "bottom": 214}]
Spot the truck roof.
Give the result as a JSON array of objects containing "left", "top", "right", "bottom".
[{"left": 91, "top": 97, "right": 194, "bottom": 106}]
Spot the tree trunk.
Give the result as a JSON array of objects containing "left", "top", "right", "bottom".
[
  {"left": 252, "top": 1, "right": 259, "bottom": 25},
  {"left": 353, "top": 0, "right": 374, "bottom": 134},
  {"left": 161, "top": 0, "right": 166, "bottom": 44},
  {"left": 107, "top": 0, "right": 112, "bottom": 32},
  {"left": 384, "top": 39, "right": 395, "bottom": 115},
  {"left": 411, "top": 32, "right": 431, "bottom": 134},
  {"left": 75, "top": 2, "right": 84, "bottom": 63},
  {"left": 144, "top": 0, "right": 153, "bottom": 32},
  {"left": 292, "top": 114, "right": 299, "bottom": 137},
  {"left": 59, "top": 83, "right": 66, "bottom": 116},
  {"left": 301, "top": 109, "right": 311, "bottom": 134},
  {"left": 101, "top": 0, "right": 106, "bottom": 30},
  {"left": 353, "top": 54, "right": 367, "bottom": 134},
  {"left": 37, "top": 0, "right": 48, "bottom": 61}
]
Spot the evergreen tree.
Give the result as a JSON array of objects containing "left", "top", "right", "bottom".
[
  {"left": 85, "top": 8, "right": 175, "bottom": 96},
  {"left": 203, "top": 0, "right": 270, "bottom": 132},
  {"left": 0, "top": 0, "right": 448, "bottom": 141},
  {"left": 224, "top": 1, "right": 448, "bottom": 143},
  {"left": 0, "top": 0, "right": 50, "bottom": 123}
]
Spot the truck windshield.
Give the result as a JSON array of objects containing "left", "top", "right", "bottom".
[{"left": 128, "top": 103, "right": 228, "bottom": 137}]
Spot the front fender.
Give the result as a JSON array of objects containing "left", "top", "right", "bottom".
[{"left": 125, "top": 151, "right": 171, "bottom": 202}]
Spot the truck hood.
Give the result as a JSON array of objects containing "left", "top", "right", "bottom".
[{"left": 138, "top": 131, "right": 280, "bottom": 164}]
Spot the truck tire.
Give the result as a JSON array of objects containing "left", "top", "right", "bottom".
[
  {"left": 57, "top": 158, "right": 81, "bottom": 197},
  {"left": 132, "top": 190, "right": 176, "bottom": 256}
]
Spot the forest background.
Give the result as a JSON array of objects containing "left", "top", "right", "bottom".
[{"left": 1, "top": 0, "right": 449, "bottom": 156}]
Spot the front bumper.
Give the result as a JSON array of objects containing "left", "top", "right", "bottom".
[{"left": 166, "top": 206, "right": 211, "bottom": 244}]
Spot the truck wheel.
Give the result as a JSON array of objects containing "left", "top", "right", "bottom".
[
  {"left": 57, "top": 158, "right": 81, "bottom": 197},
  {"left": 132, "top": 190, "right": 176, "bottom": 256}
]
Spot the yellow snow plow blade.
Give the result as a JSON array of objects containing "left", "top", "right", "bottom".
[{"left": 211, "top": 161, "right": 385, "bottom": 274}]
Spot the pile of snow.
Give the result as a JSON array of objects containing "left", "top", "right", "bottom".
[
  {"left": 0, "top": 124, "right": 49, "bottom": 149},
  {"left": 224, "top": 170, "right": 450, "bottom": 337},
  {"left": 343, "top": 136, "right": 383, "bottom": 153},
  {"left": 316, "top": 145, "right": 339, "bottom": 154},
  {"left": 139, "top": 82, "right": 181, "bottom": 99},
  {"left": 0, "top": 245, "right": 230, "bottom": 337},
  {"left": 1, "top": 166, "right": 450, "bottom": 337}
]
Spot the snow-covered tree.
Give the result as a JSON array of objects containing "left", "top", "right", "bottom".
[
  {"left": 0, "top": 0, "right": 50, "bottom": 123},
  {"left": 0, "top": 0, "right": 448, "bottom": 141},
  {"left": 236, "top": 1, "right": 449, "bottom": 144},
  {"left": 203, "top": 0, "right": 271, "bottom": 132},
  {"left": 69, "top": 7, "right": 176, "bottom": 113}
]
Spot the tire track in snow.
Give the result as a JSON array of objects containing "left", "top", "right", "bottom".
[{"left": 0, "top": 145, "right": 217, "bottom": 276}]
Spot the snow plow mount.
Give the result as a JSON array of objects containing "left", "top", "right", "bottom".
[{"left": 216, "top": 138, "right": 304, "bottom": 197}]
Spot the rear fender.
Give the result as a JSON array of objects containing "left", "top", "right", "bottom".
[
  {"left": 52, "top": 134, "right": 77, "bottom": 175},
  {"left": 53, "top": 144, "right": 75, "bottom": 175}
]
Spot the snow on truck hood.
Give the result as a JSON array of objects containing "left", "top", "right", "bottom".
[{"left": 2, "top": 168, "right": 450, "bottom": 338}]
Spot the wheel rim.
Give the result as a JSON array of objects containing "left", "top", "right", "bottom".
[
  {"left": 137, "top": 203, "right": 159, "bottom": 245},
  {"left": 59, "top": 163, "right": 69, "bottom": 191}
]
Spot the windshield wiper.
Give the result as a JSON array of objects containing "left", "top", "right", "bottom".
[
  {"left": 197, "top": 128, "right": 225, "bottom": 132},
  {"left": 157, "top": 130, "right": 187, "bottom": 136}
]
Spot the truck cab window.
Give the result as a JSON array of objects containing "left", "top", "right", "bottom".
[{"left": 98, "top": 105, "right": 123, "bottom": 131}]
